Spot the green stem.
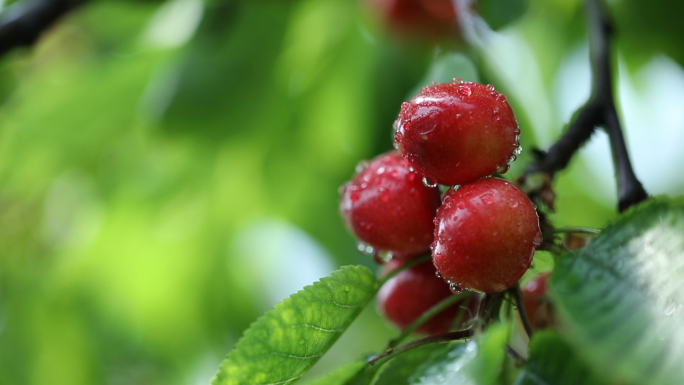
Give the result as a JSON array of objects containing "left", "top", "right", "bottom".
[
  {"left": 552, "top": 226, "right": 601, "bottom": 235},
  {"left": 377, "top": 254, "right": 431, "bottom": 287},
  {"left": 368, "top": 329, "right": 475, "bottom": 366},
  {"left": 387, "top": 293, "right": 469, "bottom": 349},
  {"left": 509, "top": 284, "right": 533, "bottom": 338}
]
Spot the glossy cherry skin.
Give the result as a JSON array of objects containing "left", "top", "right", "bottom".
[
  {"left": 367, "top": 0, "right": 459, "bottom": 39},
  {"left": 378, "top": 259, "right": 481, "bottom": 335},
  {"left": 432, "top": 178, "right": 542, "bottom": 293},
  {"left": 394, "top": 81, "right": 520, "bottom": 186},
  {"left": 340, "top": 151, "right": 441, "bottom": 256}
]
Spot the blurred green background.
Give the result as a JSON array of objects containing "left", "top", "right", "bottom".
[{"left": 2, "top": 0, "right": 684, "bottom": 383}]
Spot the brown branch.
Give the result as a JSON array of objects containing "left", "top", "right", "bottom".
[
  {"left": 524, "top": 0, "right": 648, "bottom": 213},
  {"left": 0, "top": 0, "right": 88, "bottom": 58}
]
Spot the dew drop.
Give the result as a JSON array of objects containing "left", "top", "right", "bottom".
[
  {"left": 422, "top": 177, "right": 438, "bottom": 188},
  {"left": 376, "top": 166, "right": 386, "bottom": 175},
  {"left": 458, "top": 85, "right": 472, "bottom": 97},
  {"left": 486, "top": 84, "right": 495, "bottom": 91},
  {"left": 509, "top": 155, "right": 517, "bottom": 163},
  {"left": 355, "top": 161, "right": 368, "bottom": 173},
  {"left": 493, "top": 107, "right": 499, "bottom": 115},
  {"left": 514, "top": 146, "right": 523, "bottom": 155},
  {"left": 532, "top": 231, "right": 543, "bottom": 247},
  {"left": 393, "top": 141, "right": 400, "bottom": 150},
  {"left": 497, "top": 164, "right": 510, "bottom": 174},
  {"left": 435, "top": 271, "right": 443, "bottom": 279},
  {"left": 357, "top": 242, "right": 375, "bottom": 255},
  {"left": 449, "top": 282, "right": 463, "bottom": 294}
]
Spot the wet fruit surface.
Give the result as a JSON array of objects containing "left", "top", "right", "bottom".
[
  {"left": 339, "top": 151, "right": 441, "bottom": 256},
  {"left": 432, "top": 178, "right": 542, "bottom": 293},
  {"left": 394, "top": 81, "right": 520, "bottom": 186},
  {"left": 378, "top": 259, "right": 481, "bottom": 335}
]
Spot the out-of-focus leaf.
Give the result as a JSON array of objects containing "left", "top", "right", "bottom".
[
  {"left": 212, "top": 265, "right": 377, "bottom": 385},
  {"left": 514, "top": 331, "right": 606, "bottom": 385},
  {"left": 614, "top": 0, "right": 684, "bottom": 70},
  {"left": 372, "top": 344, "right": 450, "bottom": 385},
  {"left": 478, "top": 0, "right": 528, "bottom": 31},
  {"left": 550, "top": 197, "right": 684, "bottom": 385},
  {"left": 408, "top": 323, "right": 509, "bottom": 385},
  {"left": 408, "top": 52, "right": 479, "bottom": 97}
]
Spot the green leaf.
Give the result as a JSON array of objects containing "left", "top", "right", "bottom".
[
  {"left": 372, "top": 344, "right": 451, "bottom": 385},
  {"left": 408, "top": 323, "right": 509, "bottom": 385},
  {"left": 549, "top": 197, "right": 684, "bottom": 385},
  {"left": 514, "top": 331, "right": 606, "bottom": 385},
  {"left": 306, "top": 362, "right": 367, "bottom": 385},
  {"left": 212, "top": 265, "right": 377, "bottom": 385}
]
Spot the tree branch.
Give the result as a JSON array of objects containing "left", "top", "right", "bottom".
[
  {"left": 0, "top": 0, "right": 87, "bottom": 58},
  {"left": 524, "top": 0, "right": 648, "bottom": 212}
]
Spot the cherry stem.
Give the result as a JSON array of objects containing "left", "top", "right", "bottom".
[
  {"left": 376, "top": 254, "right": 431, "bottom": 287},
  {"left": 0, "top": 0, "right": 88, "bottom": 58},
  {"left": 509, "top": 283, "right": 533, "bottom": 339},
  {"left": 386, "top": 293, "right": 471, "bottom": 349},
  {"left": 368, "top": 329, "right": 475, "bottom": 366},
  {"left": 526, "top": 0, "right": 648, "bottom": 213},
  {"left": 552, "top": 226, "right": 601, "bottom": 235}
]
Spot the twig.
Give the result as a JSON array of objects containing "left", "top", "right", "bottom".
[
  {"left": 0, "top": 0, "right": 87, "bottom": 58},
  {"left": 368, "top": 329, "right": 474, "bottom": 366},
  {"left": 524, "top": 0, "right": 648, "bottom": 212},
  {"left": 509, "top": 284, "right": 533, "bottom": 338}
]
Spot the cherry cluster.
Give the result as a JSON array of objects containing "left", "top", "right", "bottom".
[{"left": 340, "top": 80, "right": 542, "bottom": 334}]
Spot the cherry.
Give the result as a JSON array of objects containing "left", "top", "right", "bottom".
[
  {"left": 339, "top": 151, "right": 441, "bottom": 257},
  {"left": 394, "top": 81, "right": 520, "bottom": 186},
  {"left": 366, "top": 0, "right": 460, "bottom": 39},
  {"left": 522, "top": 273, "right": 552, "bottom": 329},
  {"left": 378, "top": 259, "right": 481, "bottom": 335},
  {"left": 432, "top": 178, "right": 542, "bottom": 293}
]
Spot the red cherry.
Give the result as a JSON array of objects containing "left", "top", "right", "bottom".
[
  {"left": 366, "top": 0, "right": 459, "bottom": 39},
  {"left": 378, "top": 259, "right": 481, "bottom": 335},
  {"left": 522, "top": 273, "right": 550, "bottom": 328},
  {"left": 394, "top": 81, "right": 520, "bottom": 186},
  {"left": 432, "top": 178, "right": 542, "bottom": 293},
  {"left": 340, "top": 151, "right": 441, "bottom": 256}
]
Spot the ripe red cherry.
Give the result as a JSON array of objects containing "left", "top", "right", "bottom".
[
  {"left": 378, "top": 259, "right": 481, "bottom": 335},
  {"left": 522, "top": 273, "right": 550, "bottom": 329},
  {"left": 394, "top": 81, "right": 520, "bottom": 186},
  {"left": 432, "top": 178, "right": 542, "bottom": 293},
  {"left": 340, "top": 151, "right": 441, "bottom": 257},
  {"left": 367, "top": 0, "right": 459, "bottom": 39}
]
